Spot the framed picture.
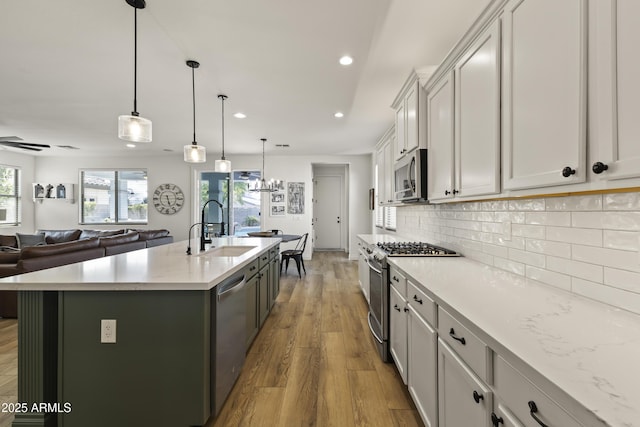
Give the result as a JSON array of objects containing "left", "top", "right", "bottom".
[
  {"left": 271, "top": 193, "right": 284, "bottom": 203},
  {"left": 369, "top": 188, "right": 375, "bottom": 210},
  {"left": 287, "top": 182, "right": 305, "bottom": 214},
  {"left": 271, "top": 205, "right": 285, "bottom": 216}
]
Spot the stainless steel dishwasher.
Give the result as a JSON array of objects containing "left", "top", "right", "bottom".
[{"left": 212, "top": 271, "right": 246, "bottom": 416}]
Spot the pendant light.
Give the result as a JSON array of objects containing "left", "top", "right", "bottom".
[
  {"left": 250, "top": 138, "right": 279, "bottom": 192},
  {"left": 183, "top": 60, "right": 206, "bottom": 163},
  {"left": 214, "top": 94, "right": 231, "bottom": 172},
  {"left": 118, "top": 0, "right": 152, "bottom": 143}
]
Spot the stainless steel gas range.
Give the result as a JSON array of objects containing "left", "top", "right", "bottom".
[{"left": 366, "top": 241, "right": 459, "bottom": 362}]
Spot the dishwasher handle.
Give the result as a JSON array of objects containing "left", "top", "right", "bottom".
[{"left": 217, "top": 274, "right": 246, "bottom": 302}]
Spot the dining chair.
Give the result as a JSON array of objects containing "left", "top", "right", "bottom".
[{"left": 280, "top": 233, "right": 308, "bottom": 278}]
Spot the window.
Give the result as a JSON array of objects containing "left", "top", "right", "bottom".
[
  {"left": 373, "top": 164, "right": 396, "bottom": 230},
  {"left": 0, "top": 165, "right": 20, "bottom": 226},
  {"left": 80, "top": 170, "right": 148, "bottom": 224}
]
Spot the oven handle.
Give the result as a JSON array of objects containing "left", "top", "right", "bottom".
[
  {"left": 367, "top": 311, "right": 384, "bottom": 344},
  {"left": 365, "top": 257, "right": 382, "bottom": 275}
]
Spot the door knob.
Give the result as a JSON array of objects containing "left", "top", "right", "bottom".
[{"left": 592, "top": 162, "right": 609, "bottom": 174}]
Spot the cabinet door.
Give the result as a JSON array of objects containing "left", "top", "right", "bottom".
[
  {"left": 406, "top": 83, "right": 420, "bottom": 154},
  {"left": 270, "top": 257, "right": 279, "bottom": 309},
  {"left": 590, "top": 0, "right": 640, "bottom": 180},
  {"left": 258, "top": 265, "right": 270, "bottom": 327},
  {"left": 408, "top": 305, "right": 438, "bottom": 427},
  {"left": 245, "top": 274, "right": 259, "bottom": 350},
  {"left": 438, "top": 339, "right": 493, "bottom": 427},
  {"left": 428, "top": 72, "right": 455, "bottom": 201},
  {"left": 395, "top": 103, "right": 406, "bottom": 161},
  {"left": 358, "top": 249, "right": 370, "bottom": 302},
  {"left": 455, "top": 20, "right": 501, "bottom": 198},
  {"left": 389, "top": 284, "right": 408, "bottom": 384},
  {"left": 502, "top": 0, "right": 587, "bottom": 190},
  {"left": 383, "top": 138, "right": 394, "bottom": 204},
  {"left": 376, "top": 144, "right": 387, "bottom": 206}
]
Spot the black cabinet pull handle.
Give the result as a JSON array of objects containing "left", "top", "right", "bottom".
[
  {"left": 394, "top": 304, "right": 401, "bottom": 312},
  {"left": 491, "top": 412, "right": 504, "bottom": 426},
  {"left": 250, "top": 266, "right": 256, "bottom": 271},
  {"left": 562, "top": 166, "right": 576, "bottom": 177},
  {"left": 392, "top": 275, "right": 399, "bottom": 282},
  {"left": 528, "top": 401, "right": 549, "bottom": 427},
  {"left": 592, "top": 161, "right": 609, "bottom": 174},
  {"left": 472, "top": 390, "right": 484, "bottom": 404},
  {"left": 449, "top": 328, "right": 466, "bottom": 345},
  {"left": 404, "top": 307, "right": 409, "bottom": 313},
  {"left": 444, "top": 190, "right": 451, "bottom": 195},
  {"left": 413, "top": 295, "right": 423, "bottom": 304}
]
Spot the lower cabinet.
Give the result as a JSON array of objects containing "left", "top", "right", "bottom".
[
  {"left": 269, "top": 256, "right": 279, "bottom": 309},
  {"left": 438, "top": 339, "right": 493, "bottom": 427},
  {"left": 491, "top": 398, "right": 524, "bottom": 427},
  {"left": 245, "top": 269, "right": 259, "bottom": 350},
  {"left": 389, "top": 284, "right": 408, "bottom": 384},
  {"left": 407, "top": 304, "right": 438, "bottom": 427},
  {"left": 258, "top": 263, "right": 270, "bottom": 327},
  {"left": 245, "top": 246, "right": 280, "bottom": 350}
]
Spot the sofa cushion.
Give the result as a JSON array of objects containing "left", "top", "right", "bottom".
[
  {"left": 16, "top": 233, "right": 47, "bottom": 249},
  {"left": 0, "top": 252, "right": 20, "bottom": 264},
  {"left": 37, "top": 229, "right": 82, "bottom": 244},
  {"left": 80, "top": 229, "right": 125, "bottom": 239},
  {"left": 98, "top": 231, "right": 139, "bottom": 247},
  {"left": 0, "top": 235, "right": 17, "bottom": 248},
  {"left": 128, "top": 229, "right": 170, "bottom": 241},
  {"left": 20, "top": 237, "right": 100, "bottom": 259}
]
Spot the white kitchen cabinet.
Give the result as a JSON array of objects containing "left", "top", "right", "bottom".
[
  {"left": 389, "top": 282, "right": 408, "bottom": 384},
  {"left": 454, "top": 19, "right": 501, "bottom": 198},
  {"left": 357, "top": 240, "right": 370, "bottom": 302},
  {"left": 502, "top": 0, "right": 587, "bottom": 190},
  {"left": 427, "top": 71, "right": 455, "bottom": 201},
  {"left": 408, "top": 304, "right": 438, "bottom": 427},
  {"left": 375, "top": 126, "right": 395, "bottom": 206},
  {"left": 438, "top": 339, "right": 493, "bottom": 427},
  {"left": 491, "top": 399, "right": 524, "bottom": 427},
  {"left": 589, "top": 0, "right": 640, "bottom": 181},
  {"left": 392, "top": 72, "right": 426, "bottom": 161}
]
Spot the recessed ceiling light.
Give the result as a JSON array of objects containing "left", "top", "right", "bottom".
[
  {"left": 339, "top": 56, "right": 353, "bottom": 66},
  {"left": 234, "top": 112, "right": 246, "bottom": 119},
  {"left": 334, "top": 112, "right": 344, "bottom": 118},
  {"left": 126, "top": 143, "right": 136, "bottom": 148}
]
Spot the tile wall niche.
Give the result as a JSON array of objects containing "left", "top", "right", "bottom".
[{"left": 396, "top": 192, "right": 640, "bottom": 315}]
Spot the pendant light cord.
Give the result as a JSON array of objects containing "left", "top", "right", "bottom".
[
  {"left": 219, "top": 95, "right": 227, "bottom": 160},
  {"left": 133, "top": 7, "right": 138, "bottom": 115},
  {"left": 192, "top": 65, "right": 196, "bottom": 144}
]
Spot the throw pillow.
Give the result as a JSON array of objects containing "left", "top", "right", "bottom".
[{"left": 16, "top": 233, "right": 47, "bottom": 249}]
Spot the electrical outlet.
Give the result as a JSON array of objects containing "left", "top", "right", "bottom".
[{"left": 101, "top": 319, "right": 117, "bottom": 344}]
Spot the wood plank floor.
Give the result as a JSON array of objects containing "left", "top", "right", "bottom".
[
  {"left": 0, "top": 251, "right": 423, "bottom": 427},
  {"left": 209, "top": 251, "right": 423, "bottom": 427}
]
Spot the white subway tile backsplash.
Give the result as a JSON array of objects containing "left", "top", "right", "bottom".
[
  {"left": 525, "top": 239, "right": 571, "bottom": 258},
  {"left": 396, "top": 192, "right": 640, "bottom": 313},
  {"left": 603, "top": 192, "right": 640, "bottom": 211},
  {"left": 546, "top": 226, "right": 603, "bottom": 247},
  {"left": 526, "top": 266, "right": 571, "bottom": 291},
  {"left": 603, "top": 230, "right": 640, "bottom": 251}
]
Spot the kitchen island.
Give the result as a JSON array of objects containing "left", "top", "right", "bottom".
[{"left": 0, "top": 237, "right": 280, "bottom": 427}]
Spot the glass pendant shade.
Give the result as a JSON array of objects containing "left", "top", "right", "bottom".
[
  {"left": 215, "top": 159, "right": 231, "bottom": 172},
  {"left": 118, "top": 114, "right": 152, "bottom": 143},
  {"left": 184, "top": 144, "right": 206, "bottom": 163}
]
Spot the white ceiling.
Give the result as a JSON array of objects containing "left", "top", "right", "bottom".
[{"left": 0, "top": 0, "right": 490, "bottom": 158}]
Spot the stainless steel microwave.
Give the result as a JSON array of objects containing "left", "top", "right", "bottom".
[{"left": 394, "top": 149, "right": 427, "bottom": 202}]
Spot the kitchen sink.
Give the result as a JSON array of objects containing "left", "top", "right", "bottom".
[{"left": 200, "top": 245, "right": 256, "bottom": 257}]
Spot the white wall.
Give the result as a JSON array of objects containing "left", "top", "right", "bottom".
[
  {"left": 31, "top": 152, "right": 371, "bottom": 261},
  {"left": 0, "top": 150, "right": 36, "bottom": 234},
  {"left": 396, "top": 193, "right": 640, "bottom": 315}
]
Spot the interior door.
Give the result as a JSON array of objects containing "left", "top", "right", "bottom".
[{"left": 313, "top": 175, "right": 342, "bottom": 249}]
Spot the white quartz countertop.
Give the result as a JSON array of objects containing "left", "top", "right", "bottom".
[
  {"left": 387, "top": 254, "right": 639, "bottom": 427},
  {"left": 0, "top": 237, "right": 279, "bottom": 291}
]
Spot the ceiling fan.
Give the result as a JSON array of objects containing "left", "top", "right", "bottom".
[{"left": 0, "top": 136, "right": 50, "bottom": 152}]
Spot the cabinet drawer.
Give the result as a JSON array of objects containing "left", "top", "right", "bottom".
[
  {"left": 407, "top": 280, "right": 436, "bottom": 326},
  {"left": 389, "top": 267, "right": 407, "bottom": 296},
  {"left": 245, "top": 258, "right": 260, "bottom": 279},
  {"left": 258, "top": 251, "right": 270, "bottom": 269},
  {"left": 269, "top": 245, "right": 279, "bottom": 260},
  {"left": 438, "top": 307, "right": 491, "bottom": 382},
  {"left": 494, "top": 355, "right": 582, "bottom": 427}
]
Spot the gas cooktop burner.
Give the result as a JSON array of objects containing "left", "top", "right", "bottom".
[{"left": 376, "top": 241, "right": 459, "bottom": 257}]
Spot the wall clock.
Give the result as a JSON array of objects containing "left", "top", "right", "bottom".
[{"left": 152, "top": 184, "right": 185, "bottom": 215}]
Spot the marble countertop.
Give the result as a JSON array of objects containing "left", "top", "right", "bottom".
[
  {"left": 383, "top": 250, "right": 638, "bottom": 427},
  {"left": 0, "top": 237, "right": 279, "bottom": 291}
]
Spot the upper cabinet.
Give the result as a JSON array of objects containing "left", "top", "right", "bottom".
[
  {"left": 589, "top": 0, "right": 640, "bottom": 181},
  {"left": 392, "top": 72, "right": 427, "bottom": 162},
  {"left": 454, "top": 19, "right": 501, "bottom": 199},
  {"left": 376, "top": 126, "right": 395, "bottom": 206},
  {"left": 427, "top": 72, "right": 455, "bottom": 201},
  {"left": 502, "top": 0, "right": 588, "bottom": 190}
]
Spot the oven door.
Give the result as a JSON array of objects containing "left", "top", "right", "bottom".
[{"left": 366, "top": 255, "right": 390, "bottom": 362}]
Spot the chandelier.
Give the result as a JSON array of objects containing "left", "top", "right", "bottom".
[{"left": 249, "top": 138, "right": 279, "bottom": 192}]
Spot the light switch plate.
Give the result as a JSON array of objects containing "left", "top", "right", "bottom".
[{"left": 101, "top": 319, "right": 117, "bottom": 343}]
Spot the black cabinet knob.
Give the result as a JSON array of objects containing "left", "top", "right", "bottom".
[
  {"left": 562, "top": 166, "right": 576, "bottom": 177},
  {"left": 444, "top": 190, "right": 451, "bottom": 195},
  {"left": 452, "top": 189, "right": 459, "bottom": 195},
  {"left": 472, "top": 390, "right": 484, "bottom": 403},
  {"left": 592, "top": 161, "right": 609, "bottom": 174},
  {"left": 491, "top": 412, "right": 504, "bottom": 426},
  {"left": 404, "top": 307, "right": 409, "bottom": 313}
]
